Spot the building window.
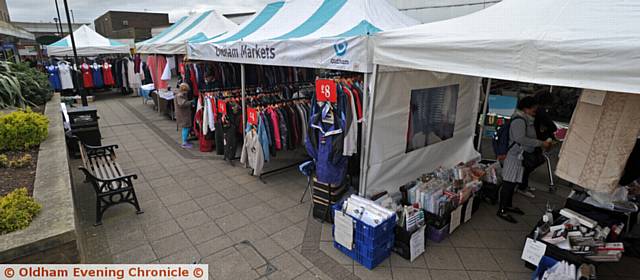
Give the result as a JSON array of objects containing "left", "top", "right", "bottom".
[{"left": 122, "top": 20, "right": 128, "bottom": 26}]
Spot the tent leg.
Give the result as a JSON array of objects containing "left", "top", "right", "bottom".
[
  {"left": 241, "top": 63, "right": 246, "bottom": 131},
  {"left": 476, "top": 78, "right": 492, "bottom": 152},
  {"left": 359, "top": 64, "right": 378, "bottom": 197}
]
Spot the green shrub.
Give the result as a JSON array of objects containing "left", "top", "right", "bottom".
[
  {"left": 0, "top": 109, "right": 49, "bottom": 151},
  {"left": 0, "top": 188, "right": 42, "bottom": 235},
  {"left": 0, "top": 61, "right": 52, "bottom": 109},
  {"left": 0, "top": 153, "right": 32, "bottom": 168},
  {"left": 10, "top": 62, "right": 52, "bottom": 106}
]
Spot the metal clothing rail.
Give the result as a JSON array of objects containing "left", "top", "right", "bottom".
[{"left": 257, "top": 158, "right": 311, "bottom": 184}]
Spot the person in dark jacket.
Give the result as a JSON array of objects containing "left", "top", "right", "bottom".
[
  {"left": 534, "top": 92, "right": 558, "bottom": 141},
  {"left": 174, "top": 83, "right": 193, "bottom": 149},
  {"left": 498, "top": 97, "right": 552, "bottom": 223}
]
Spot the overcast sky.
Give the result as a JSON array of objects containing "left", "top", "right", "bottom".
[{"left": 6, "top": 0, "right": 270, "bottom": 23}]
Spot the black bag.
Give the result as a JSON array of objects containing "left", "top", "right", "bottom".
[{"left": 522, "top": 147, "right": 545, "bottom": 170}]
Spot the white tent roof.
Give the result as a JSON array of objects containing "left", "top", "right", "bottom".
[
  {"left": 47, "top": 25, "right": 130, "bottom": 56},
  {"left": 373, "top": 0, "right": 640, "bottom": 94},
  {"left": 136, "top": 10, "right": 237, "bottom": 55},
  {"left": 187, "top": 0, "right": 418, "bottom": 73}
]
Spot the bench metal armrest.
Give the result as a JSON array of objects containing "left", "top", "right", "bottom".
[
  {"left": 84, "top": 144, "right": 119, "bottom": 158},
  {"left": 79, "top": 167, "right": 138, "bottom": 193}
]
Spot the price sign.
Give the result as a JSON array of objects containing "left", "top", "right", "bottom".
[
  {"left": 217, "top": 100, "right": 227, "bottom": 114},
  {"left": 247, "top": 107, "right": 258, "bottom": 126},
  {"left": 316, "top": 79, "right": 337, "bottom": 103}
]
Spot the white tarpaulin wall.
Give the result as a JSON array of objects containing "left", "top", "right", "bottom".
[
  {"left": 363, "top": 66, "right": 481, "bottom": 195},
  {"left": 47, "top": 25, "right": 130, "bottom": 56},
  {"left": 136, "top": 10, "right": 237, "bottom": 55},
  {"left": 373, "top": 0, "right": 640, "bottom": 95},
  {"left": 187, "top": 0, "right": 418, "bottom": 73}
]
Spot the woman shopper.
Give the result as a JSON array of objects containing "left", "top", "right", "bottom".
[
  {"left": 498, "top": 97, "right": 552, "bottom": 223},
  {"left": 174, "top": 83, "right": 193, "bottom": 149}
]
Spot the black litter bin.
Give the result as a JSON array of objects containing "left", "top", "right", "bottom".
[{"left": 66, "top": 106, "right": 101, "bottom": 157}]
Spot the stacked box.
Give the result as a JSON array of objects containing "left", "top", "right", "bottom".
[
  {"left": 312, "top": 178, "right": 347, "bottom": 223},
  {"left": 332, "top": 203, "right": 396, "bottom": 270}
]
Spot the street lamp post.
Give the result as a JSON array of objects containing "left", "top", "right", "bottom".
[
  {"left": 54, "top": 0, "right": 64, "bottom": 36},
  {"left": 62, "top": 0, "right": 87, "bottom": 106},
  {"left": 53, "top": 18, "right": 60, "bottom": 35}
]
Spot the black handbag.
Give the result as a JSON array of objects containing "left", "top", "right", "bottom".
[{"left": 522, "top": 147, "right": 545, "bottom": 170}]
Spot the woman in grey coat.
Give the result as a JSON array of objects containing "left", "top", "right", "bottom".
[
  {"left": 498, "top": 97, "right": 552, "bottom": 223},
  {"left": 174, "top": 83, "right": 193, "bottom": 149}
]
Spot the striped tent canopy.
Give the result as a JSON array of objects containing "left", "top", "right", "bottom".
[
  {"left": 187, "top": 0, "right": 418, "bottom": 73},
  {"left": 47, "top": 25, "right": 129, "bottom": 56},
  {"left": 136, "top": 10, "right": 237, "bottom": 55}
]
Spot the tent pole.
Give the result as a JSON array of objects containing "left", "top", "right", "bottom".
[
  {"left": 476, "top": 78, "right": 492, "bottom": 152},
  {"left": 155, "top": 55, "right": 160, "bottom": 112},
  {"left": 358, "top": 72, "right": 369, "bottom": 195},
  {"left": 241, "top": 64, "right": 246, "bottom": 131},
  {"left": 359, "top": 64, "right": 378, "bottom": 196}
]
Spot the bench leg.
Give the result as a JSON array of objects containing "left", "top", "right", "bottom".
[
  {"left": 95, "top": 198, "right": 104, "bottom": 226},
  {"left": 130, "top": 189, "right": 144, "bottom": 215}
]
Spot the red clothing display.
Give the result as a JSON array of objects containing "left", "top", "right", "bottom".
[
  {"left": 102, "top": 63, "right": 115, "bottom": 86},
  {"left": 146, "top": 55, "right": 169, "bottom": 90},
  {"left": 81, "top": 63, "right": 93, "bottom": 88}
]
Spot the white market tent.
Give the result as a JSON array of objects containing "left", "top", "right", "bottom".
[
  {"left": 187, "top": 0, "right": 418, "bottom": 73},
  {"left": 47, "top": 25, "right": 130, "bottom": 57},
  {"left": 136, "top": 10, "right": 237, "bottom": 55},
  {"left": 361, "top": 0, "right": 640, "bottom": 195}
]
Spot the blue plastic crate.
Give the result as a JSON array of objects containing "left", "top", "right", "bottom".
[
  {"left": 332, "top": 201, "right": 396, "bottom": 270},
  {"left": 333, "top": 201, "right": 397, "bottom": 243},
  {"left": 354, "top": 215, "right": 396, "bottom": 243},
  {"left": 334, "top": 240, "right": 356, "bottom": 259},
  {"left": 354, "top": 249, "right": 391, "bottom": 270},
  {"left": 355, "top": 237, "right": 394, "bottom": 260},
  {"left": 334, "top": 241, "right": 392, "bottom": 270}
]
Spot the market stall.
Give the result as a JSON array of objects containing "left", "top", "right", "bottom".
[
  {"left": 47, "top": 25, "right": 130, "bottom": 57},
  {"left": 186, "top": 0, "right": 418, "bottom": 184},
  {"left": 136, "top": 10, "right": 237, "bottom": 55},
  {"left": 135, "top": 10, "right": 238, "bottom": 115},
  {"left": 369, "top": 0, "right": 640, "bottom": 274},
  {"left": 45, "top": 25, "right": 136, "bottom": 95}
]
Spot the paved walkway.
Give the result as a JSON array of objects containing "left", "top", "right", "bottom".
[{"left": 71, "top": 93, "right": 639, "bottom": 280}]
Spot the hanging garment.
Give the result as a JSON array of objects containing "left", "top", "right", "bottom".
[
  {"left": 81, "top": 63, "right": 93, "bottom": 89},
  {"left": 102, "top": 63, "right": 115, "bottom": 86},
  {"left": 134, "top": 54, "right": 141, "bottom": 74},
  {"left": 58, "top": 63, "right": 74, "bottom": 90},
  {"left": 161, "top": 56, "right": 175, "bottom": 81},
  {"left": 147, "top": 55, "right": 169, "bottom": 90},
  {"left": 46, "top": 65, "right": 62, "bottom": 91},
  {"left": 241, "top": 128, "right": 265, "bottom": 176},
  {"left": 91, "top": 63, "right": 103, "bottom": 88},
  {"left": 223, "top": 104, "right": 240, "bottom": 160},
  {"left": 267, "top": 108, "right": 282, "bottom": 150},
  {"left": 121, "top": 59, "right": 129, "bottom": 89},
  {"left": 127, "top": 59, "right": 141, "bottom": 89},
  {"left": 342, "top": 84, "right": 359, "bottom": 156},
  {"left": 306, "top": 103, "right": 348, "bottom": 185}
]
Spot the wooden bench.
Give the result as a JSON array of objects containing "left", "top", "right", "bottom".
[{"left": 77, "top": 140, "right": 143, "bottom": 225}]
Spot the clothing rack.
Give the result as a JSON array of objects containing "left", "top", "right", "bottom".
[{"left": 257, "top": 158, "right": 311, "bottom": 183}]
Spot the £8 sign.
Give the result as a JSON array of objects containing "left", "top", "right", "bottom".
[{"left": 315, "top": 79, "right": 337, "bottom": 103}]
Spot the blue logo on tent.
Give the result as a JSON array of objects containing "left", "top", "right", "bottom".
[{"left": 334, "top": 40, "right": 348, "bottom": 57}]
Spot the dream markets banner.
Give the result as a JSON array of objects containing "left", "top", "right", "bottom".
[{"left": 187, "top": 36, "right": 371, "bottom": 73}]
